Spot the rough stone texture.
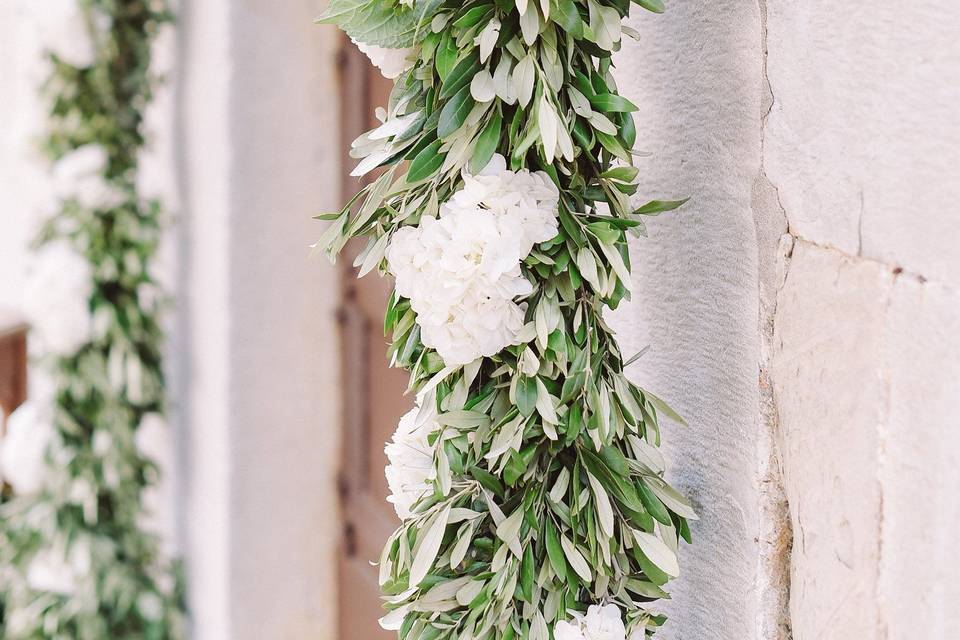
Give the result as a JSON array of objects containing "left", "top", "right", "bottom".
[
  {"left": 613, "top": 2, "right": 765, "bottom": 638},
  {"left": 881, "top": 280, "right": 960, "bottom": 637},
  {"left": 772, "top": 241, "right": 892, "bottom": 639},
  {"left": 764, "top": 1, "right": 960, "bottom": 282}
]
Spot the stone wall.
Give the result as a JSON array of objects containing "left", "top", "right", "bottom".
[{"left": 617, "top": 1, "right": 960, "bottom": 639}]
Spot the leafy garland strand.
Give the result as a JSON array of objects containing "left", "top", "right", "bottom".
[
  {"left": 0, "top": 1, "right": 185, "bottom": 638},
  {"left": 319, "top": 0, "right": 694, "bottom": 638}
]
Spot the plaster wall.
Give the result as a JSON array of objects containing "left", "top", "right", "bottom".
[
  {"left": 175, "top": 0, "right": 342, "bottom": 637},
  {"left": 616, "top": 1, "right": 960, "bottom": 639}
]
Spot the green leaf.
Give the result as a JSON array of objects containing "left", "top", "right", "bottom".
[
  {"left": 438, "top": 86, "right": 475, "bottom": 138},
  {"left": 407, "top": 139, "right": 446, "bottom": 183},
  {"left": 589, "top": 93, "right": 640, "bottom": 113},
  {"left": 544, "top": 521, "right": 568, "bottom": 582},
  {"left": 471, "top": 466, "right": 506, "bottom": 499},
  {"left": 631, "top": 0, "right": 666, "bottom": 14},
  {"left": 440, "top": 54, "right": 482, "bottom": 99},
  {"left": 637, "top": 480, "right": 673, "bottom": 526},
  {"left": 632, "top": 198, "right": 690, "bottom": 216},
  {"left": 520, "top": 545, "right": 535, "bottom": 602},
  {"left": 516, "top": 377, "right": 538, "bottom": 417},
  {"left": 317, "top": 0, "right": 443, "bottom": 48},
  {"left": 471, "top": 111, "right": 502, "bottom": 172},
  {"left": 436, "top": 33, "right": 458, "bottom": 81}
]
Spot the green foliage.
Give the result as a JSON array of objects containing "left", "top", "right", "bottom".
[
  {"left": 0, "top": 1, "right": 186, "bottom": 638},
  {"left": 319, "top": 0, "right": 693, "bottom": 638}
]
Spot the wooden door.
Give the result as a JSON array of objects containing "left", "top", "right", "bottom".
[
  {"left": 336, "top": 36, "right": 413, "bottom": 640},
  {"left": 0, "top": 311, "right": 28, "bottom": 434}
]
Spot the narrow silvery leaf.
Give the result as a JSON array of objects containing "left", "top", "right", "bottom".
[
  {"left": 493, "top": 56, "right": 517, "bottom": 104},
  {"left": 531, "top": 612, "right": 549, "bottom": 640},
  {"left": 496, "top": 509, "right": 524, "bottom": 557},
  {"left": 410, "top": 504, "right": 452, "bottom": 587},
  {"left": 576, "top": 247, "right": 602, "bottom": 291},
  {"left": 549, "top": 468, "right": 570, "bottom": 503},
  {"left": 598, "top": 240, "right": 633, "bottom": 292},
  {"left": 560, "top": 535, "right": 593, "bottom": 582},
  {"left": 513, "top": 55, "right": 536, "bottom": 108},
  {"left": 516, "top": 0, "right": 529, "bottom": 16},
  {"left": 478, "top": 18, "right": 501, "bottom": 63},
  {"left": 471, "top": 69, "right": 497, "bottom": 103},
  {"left": 587, "top": 472, "right": 615, "bottom": 537},
  {"left": 450, "top": 521, "right": 475, "bottom": 568},
  {"left": 633, "top": 530, "right": 680, "bottom": 577},
  {"left": 520, "top": 4, "right": 541, "bottom": 45},
  {"left": 456, "top": 580, "right": 486, "bottom": 606},
  {"left": 535, "top": 377, "right": 558, "bottom": 426},
  {"left": 357, "top": 233, "right": 389, "bottom": 278},
  {"left": 538, "top": 96, "right": 558, "bottom": 164}
]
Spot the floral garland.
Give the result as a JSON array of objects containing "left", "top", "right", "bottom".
[
  {"left": 0, "top": 1, "right": 185, "bottom": 637},
  {"left": 318, "top": 0, "right": 694, "bottom": 638}
]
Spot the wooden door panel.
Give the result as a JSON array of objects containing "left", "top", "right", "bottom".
[
  {"left": 336, "top": 36, "right": 410, "bottom": 640},
  {"left": 0, "top": 311, "right": 28, "bottom": 433}
]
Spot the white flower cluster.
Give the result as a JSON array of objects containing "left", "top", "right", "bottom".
[
  {"left": 351, "top": 38, "right": 414, "bottom": 80},
  {"left": 23, "top": 240, "right": 94, "bottom": 356},
  {"left": 0, "top": 403, "right": 56, "bottom": 496},
  {"left": 53, "top": 145, "right": 127, "bottom": 211},
  {"left": 555, "top": 604, "right": 642, "bottom": 640},
  {"left": 25, "top": 0, "right": 110, "bottom": 69},
  {"left": 387, "top": 155, "right": 560, "bottom": 366},
  {"left": 384, "top": 404, "right": 437, "bottom": 520}
]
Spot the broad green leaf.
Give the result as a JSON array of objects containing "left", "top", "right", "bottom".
[
  {"left": 407, "top": 139, "right": 446, "bottom": 183},
  {"left": 631, "top": 0, "right": 666, "bottom": 14},
  {"left": 438, "top": 86, "right": 475, "bottom": 138}
]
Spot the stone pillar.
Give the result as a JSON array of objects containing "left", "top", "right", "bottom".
[{"left": 175, "top": 1, "right": 342, "bottom": 637}]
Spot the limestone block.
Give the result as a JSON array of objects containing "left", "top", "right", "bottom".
[
  {"left": 764, "top": 1, "right": 960, "bottom": 283},
  {"left": 880, "top": 280, "right": 960, "bottom": 638},
  {"left": 772, "top": 241, "right": 892, "bottom": 639}
]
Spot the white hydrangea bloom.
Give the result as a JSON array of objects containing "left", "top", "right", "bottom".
[
  {"left": 386, "top": 154, "right": 559, "bottom": 366},
  {"left": 554, "top": 604, "right": 628, "bottom": 640},
  {"left": 26, "top": 538, "right": 91, "bottom": 595},
  {"left": 53, "top": 145, "right": 127, "bottom": 210},
  {"left": 24, "top": 240, "right": 93, "bottom": 355},
  {"left": 351, "top": 38, "right": 415, "bottom": 79},
  {"left": 30, "top": 0, "right": 106, "bottom": 69},
  {"left": 0, "top": 403, "right": 56, "bottom": 495},
  {"left": 385, "top": 406, "right": 437, "bottom": 520}
]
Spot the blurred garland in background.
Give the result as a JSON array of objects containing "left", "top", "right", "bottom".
[
  {"left": 319, "top": 0, "right": 694, "bottom": 639},
  {"left": 0, "top": 1, "right": 185, "bottom": 638}
]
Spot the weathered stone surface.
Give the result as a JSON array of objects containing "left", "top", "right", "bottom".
[
  {"left": 880, "top": 280, "right": 960, "bottom": 637},
  {"left": 614, "top": 1, "right": 765, "bottom": 638},
  {"left": 764, "top": 1, "right": 960, "bottom": 283},
  {"left": 772, "top": 241, "right": 892, "bottom": 639}
]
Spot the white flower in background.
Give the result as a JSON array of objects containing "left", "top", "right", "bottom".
[
  {"left": 26, "top": 538, "right": 91, "bottom": 595},
  {"left": 554, "top": 604, "right": 628, "bottom": 640},
  {"left": 385, "top": 406, "right": 437, "bottom": 520},
  {"left": 351, "top": 38, "right": 414, "bottom": 79},
  {"left": 386, "top": 154, "right": 559, "bottom": 366},
  {"left": 30, "top": 0, "right": 107, "bottom": 69},
  {"left": 52, "top": 145, "right": 127, "bottom": 210},
  {"left": 24, "top": 240, "right": 93, "bottom": 355},
  {"left": 0, "top": 403, "right": 56, "bottom": 495}
]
